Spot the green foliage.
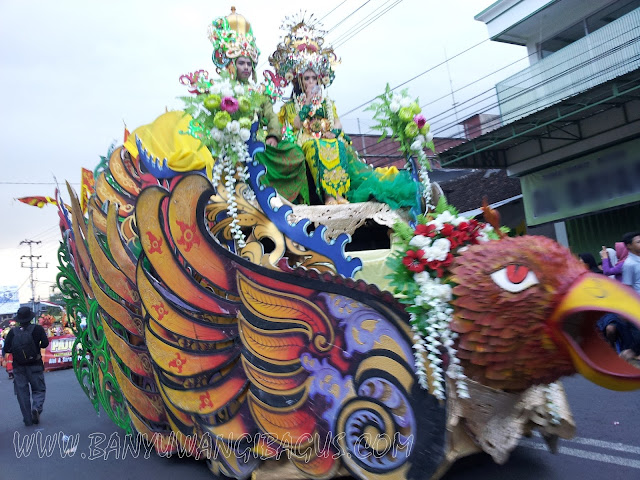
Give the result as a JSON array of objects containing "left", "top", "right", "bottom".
[
  {"left": 433, "top": 195, "right": 458, "bottom": 216},
  {"left": 393, "top": 219, "right": 416, "bottom": 243},
  {"left": 366, "top": 83, "right": 434, "bottom": 171},
  {"left": 56, "top": 242, "right": 132, "bottom": 435}
]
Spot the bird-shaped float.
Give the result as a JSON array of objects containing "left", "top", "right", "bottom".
[
  {"left": 53, "top": 121, "right": 640, "bottom": 479},
  {"left": 51, "top": 20, "right": 640, "bottom": 480}
]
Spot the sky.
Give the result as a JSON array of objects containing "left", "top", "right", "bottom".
[{"left": 0, "top": 0, "right": 527, "bottom": 304}]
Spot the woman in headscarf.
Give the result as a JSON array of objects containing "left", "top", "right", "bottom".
[{"left": 600, "top": 241, "right": 629, "bottom": 282}]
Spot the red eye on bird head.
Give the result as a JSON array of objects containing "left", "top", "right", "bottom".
[{"left": 490, "top": 264, "right": 539, "bottom": 293}]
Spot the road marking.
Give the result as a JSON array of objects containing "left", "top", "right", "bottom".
[
  {"left": 522, "top": 441, "right": 640, "bottom": 469},
  {"left": 531, "top": 432, "right": 640, "bottom": 455},
  {"left": 567, "top": 436, "right": 640, "bottom": 456}
]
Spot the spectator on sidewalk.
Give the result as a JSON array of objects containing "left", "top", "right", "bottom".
[
  {"left": 621, "top": 232, "right": 640, "bottom": 294},
  {"left": 600, "top": 242, "right": 628, "bottom": 282}
]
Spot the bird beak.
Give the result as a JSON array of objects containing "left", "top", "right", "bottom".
[{"left": 549, "top": 273, "right": 640, "bottom": 391}]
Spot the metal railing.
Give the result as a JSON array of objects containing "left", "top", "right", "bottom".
[{"left": 496, "top": 6, "right": 640, "bottom": 124}]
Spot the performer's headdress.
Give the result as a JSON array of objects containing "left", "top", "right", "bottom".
[
  {"left": 208, "top": 7, "right": 260, "bottom": 80},
  {"left": 268, "top": 13, "right": 339, "bottom": 88}
]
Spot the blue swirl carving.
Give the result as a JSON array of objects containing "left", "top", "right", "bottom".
[{"left": 246, "top": 155, "right": 362, "bottom": 278}]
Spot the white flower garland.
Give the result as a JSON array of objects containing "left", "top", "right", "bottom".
[
  {"left": 419, "top": 167, "right": 433, "bottom": 210},
  {"left": 401, "top": 167, "right": 490, "bottom": 400},
  {"left": 209, "top": 133, "right": 252, "bottom": 249},
  {"left": 410, "top": 273, "right": 469, "bottom": 400}
]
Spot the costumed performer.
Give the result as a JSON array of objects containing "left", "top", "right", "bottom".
[
  {"left": 269, "top": 16, "right": 422, "bottom": 209},
  {"left": 208, "top": 8, "right": 310, "bottom": 205},
  {"left": 207, "top": 8, "right": 282, "bottom": 147}
]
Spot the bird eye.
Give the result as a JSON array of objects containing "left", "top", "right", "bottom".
[{"left": 490, "top": 264, "right": 539, "bottom": 293}]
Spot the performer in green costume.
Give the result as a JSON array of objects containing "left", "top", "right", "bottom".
[{"left": 209, "top": 8, "right": 310, "bottom": 205}]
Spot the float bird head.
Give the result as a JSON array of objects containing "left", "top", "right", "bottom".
[{"left": 449, "top": 236, "right": 640, "bottom": 391}]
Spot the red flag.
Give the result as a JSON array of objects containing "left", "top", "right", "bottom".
[{"left": 17, "top": 196, "right": 59, "bottom": 208}]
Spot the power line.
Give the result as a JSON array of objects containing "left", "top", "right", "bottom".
[
  {"left": 332, "top": 0, "right": 405, "bottom": 49},
  {"left": 340, "top": 36, "right": 491, "bottom": 117},
  {"left": 327, "top": 0, "right": 375, "bottom": 33},
  {"left": 422, "top": 20, "right": 640, "bottom": 136},
  {"left": 421, "top": 50, "right": 535, "bottom": 114},
  {"left": 315, "top": 0, "right": 350, "bottom": 24},
  {"left": 347, "top": 19, "right": 640, "bottom": 142},
  {"left": 433, "top": 54, "right": 640, "bottom": 139},
  {"left": 30, "top": 225, "right": 61, "bottom": 240}
]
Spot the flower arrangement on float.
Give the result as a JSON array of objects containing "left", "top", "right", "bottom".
[
  {"left": 367, "top": 84, "right": 436, "bottom": 207},
  {"left": 387, "top": 200, "right": 500, "bottom": 400},
  {"left": 180, "top": 72, "right": 267, "bottom": 247}
]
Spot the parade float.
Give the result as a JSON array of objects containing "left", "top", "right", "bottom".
[{"left": 36, "top": 8, "right": 640, "bottom": 480}]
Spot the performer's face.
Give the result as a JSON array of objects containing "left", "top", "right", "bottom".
[
  {"left": 236, "top": 57, "right": 253, "bottom": 81},
  {"left": 302, "top": 70, "right": 318, "bottom": 94}
]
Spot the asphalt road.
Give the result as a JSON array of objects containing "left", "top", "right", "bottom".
[{"left": 1, "top": 368, "right": 639, "bottom": 479}]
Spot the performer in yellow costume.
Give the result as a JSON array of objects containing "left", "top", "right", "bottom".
[
  {"left": 279, "top": 68, "right": 351, "bottom": 204},
  {"left": 269, "top": 16, "right": 422, "bottom": 209}
]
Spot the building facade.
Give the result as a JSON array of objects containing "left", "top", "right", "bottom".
[{"left": 438, "top": 0, "right": 640, "bottom": 256}]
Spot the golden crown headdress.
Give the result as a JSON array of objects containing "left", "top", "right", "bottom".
[
  {"left": 268, "top": 13, "right": 339, "bottom": 88},
  {"left": 207, "top": 7, "right": 260, "bottom": 72}
]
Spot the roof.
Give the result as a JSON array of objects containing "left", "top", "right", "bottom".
[
  {"left": 346, "top": 134, "right": 465, "bottom": 169},
  {"left": 438, "top": 169, "right": 522, "bottom": 213}
]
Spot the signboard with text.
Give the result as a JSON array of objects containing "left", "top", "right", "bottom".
[
  {"left": 42, "top": 334, "right": 75, "bottom": 371},
  {"left": 521, "top": 138, "right": 640, "bottom": 225}
]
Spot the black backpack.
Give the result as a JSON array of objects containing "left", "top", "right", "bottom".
[{"left": 12, "top": 324, "right": 41, "bottom": 365}]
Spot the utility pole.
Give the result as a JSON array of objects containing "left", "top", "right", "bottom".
[{"left": 20, "top": 239, "right": 48, "bottom": 312}]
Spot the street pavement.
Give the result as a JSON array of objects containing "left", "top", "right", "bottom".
[{"left": 1, "top": 368, "right": 639, "bottom": 479}]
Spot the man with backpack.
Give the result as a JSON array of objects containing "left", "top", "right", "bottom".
[{"left": 3, "top": 306, "right": 49, "bottom": 426}]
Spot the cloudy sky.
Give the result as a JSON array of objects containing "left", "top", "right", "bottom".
[{"left": 0, "top": 0, "right": 526, "bottom": 303}]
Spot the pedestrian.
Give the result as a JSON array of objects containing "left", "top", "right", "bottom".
[
  {"left": 2, "top": 306, "right": 49, "bottom": 426},
  {"left": 621, "top": 232, "right": 640, "bottom": 294}
]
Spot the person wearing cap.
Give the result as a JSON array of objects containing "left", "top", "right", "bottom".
[{"left": 3, "top": 306, "right": 49, "bottom": 426}]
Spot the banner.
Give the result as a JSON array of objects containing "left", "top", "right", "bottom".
[
  {"left": 42, "top": 334, "right": 75, "bottom": 371},
  {"left": 521, "top": 138, "right": 640, "bottom": 225}
]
